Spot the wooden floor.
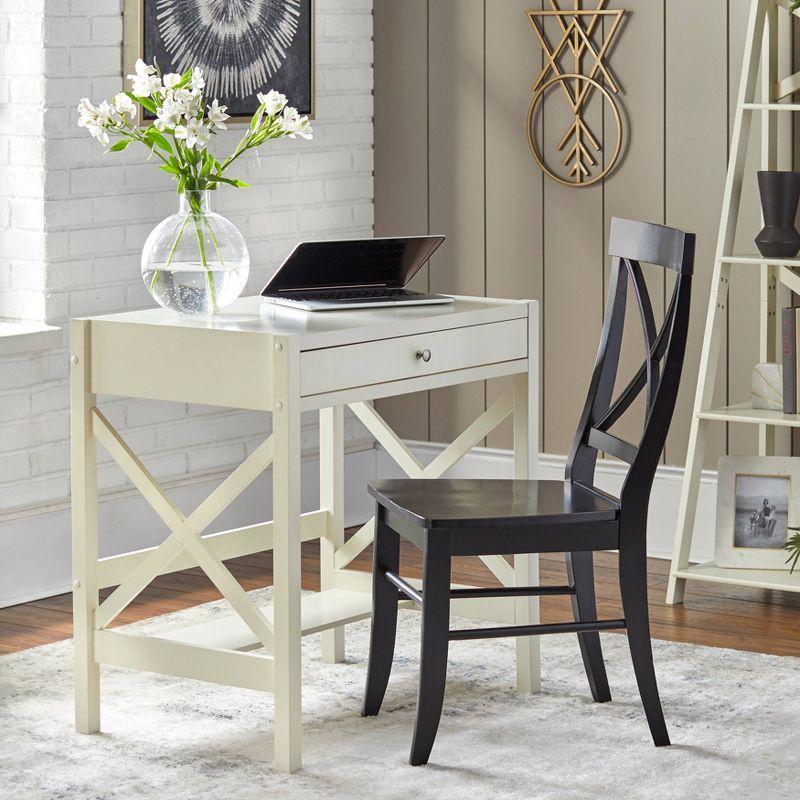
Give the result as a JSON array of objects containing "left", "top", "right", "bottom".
[{"left": 2, "top": 535, "right": 800, "bottom": 657}]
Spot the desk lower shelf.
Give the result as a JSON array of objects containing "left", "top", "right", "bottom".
[
  {"left": 155, "top": 589, "right": 377, "bottom": 652},
  {"left": 673, "top": 561, "right": 800, "bottom": 592}
]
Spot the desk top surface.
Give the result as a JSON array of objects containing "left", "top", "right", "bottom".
[{"left": 83, "top": 295, "right": 534, "bottom": 345}]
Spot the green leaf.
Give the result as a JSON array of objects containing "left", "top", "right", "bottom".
[
  {"left": 106, "top": 139, "right": 130, "bottom": 152},
  {"left": 160, "top": 164, "right": 182, "bottom": 175},
  {"left": 129, "top": 92, "right": 157, "bottom": 114},
  {"left": 146, "top": 128, "right": 173, "bottom": 153},
  {"left": 173, "top": 68, "right": 193, "bottom": 90},
  {"left": 200, "top": 152, "right": 213, "bottom": 177},
  {"left": 785, "top": 530, "right": 800, "bottom": 573},
  {"left": 213, "top": 176, "right": 249, "bottom": 188},
  {"left": 250, "top": 104, "right": 266, "bottom": 131}
]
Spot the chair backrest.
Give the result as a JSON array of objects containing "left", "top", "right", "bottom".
[{"left": 565, "top": 217, "right": 694, "bottom": 522}]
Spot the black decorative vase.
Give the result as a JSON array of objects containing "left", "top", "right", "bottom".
[{"left": 755, "top": 170, "right": 800, "bottom": 258}]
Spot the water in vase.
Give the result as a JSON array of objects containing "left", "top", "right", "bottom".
[{"left": 143, "top": 262, "right": 249, "bottom": 315}]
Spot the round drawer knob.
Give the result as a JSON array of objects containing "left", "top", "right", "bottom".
[{"left": 416, "top": 348, "right": 432, "bottom": 363}]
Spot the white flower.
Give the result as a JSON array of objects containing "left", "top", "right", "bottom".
[
  {"left": 162, "top": 72, "right": 182, "bottom": 89},
  {"left": 154, "top": 96, "right": 184, "bottom": 131},
  {"left": 77, "top": 97, "right": 98, "bottom": 127},
  {"left": 281, "top": 106, "right": 313, "bottom": 140},
  {"left": 95, "top": 100, "right": 115, "bottom": 125},
  {"left": 190, "top": 68, "right": 205, "bottom": 93},
  {"left": 93, "top": 125, "right": 110, "bottom": 145},
  {"left": 174, "top": 88, "right": 202, "bottom": 118},
  {"left": 77, "top": 97, "right": 113, "bottom": 144},
  {"left": 257, "top": 89, "right": 287, "bottom": 116},
  {"left": 113, "top": 92, "right": 136, "bottom": 119},
  {"left": 174, "top": 117, "right": 210, "bottom": 149},
  {"left": 207, "top": 99, "right": 229, "bottom": 129},
  {"left": 127, "top": 58, "right": 161, "bottom": 98}
]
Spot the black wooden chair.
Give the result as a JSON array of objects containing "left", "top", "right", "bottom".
[{"left": 361, "top": 217, "right": 694, "bottom": 765}]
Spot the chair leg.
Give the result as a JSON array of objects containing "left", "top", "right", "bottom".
[
  {"left": 618, "top": 539, "right": 670, "bottom": 746},
  {"left": 409, "top": 533, "right": 452, "bottom": 766},
  {"left": 565, "top": 551, "right": 611, "bottom": 703},
  {"left": 362, "top": 509, "right": 400, "bottom": 717}
]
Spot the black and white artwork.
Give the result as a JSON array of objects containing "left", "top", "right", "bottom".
[
  {"left": 715, "top": 457, "right": 799, "bottom": 570},
  {"left": 733, "top": 474, "right": 789, "bottom": 550},
  {"left": 138, "top": 0, "right": 314, "bottom": 117}
]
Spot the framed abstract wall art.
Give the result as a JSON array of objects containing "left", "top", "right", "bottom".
[{"left": 123, "top": 0, "right": 315, "bottom": 122}]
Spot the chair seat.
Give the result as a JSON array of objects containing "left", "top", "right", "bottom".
[{"left": 368, "top": 479, "right": 620, "bottom": 530}]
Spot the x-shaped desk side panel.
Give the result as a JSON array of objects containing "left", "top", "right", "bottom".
[
  {"left": 92, "top": 409, "right": 276, "bottom": 649},
  {"left": 343, "top": 392, "right": 516, "bottom": 587}
]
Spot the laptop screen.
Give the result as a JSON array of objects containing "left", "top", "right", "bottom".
[{"left": 262, "top": 236, "right": 446, "bottom": 293}]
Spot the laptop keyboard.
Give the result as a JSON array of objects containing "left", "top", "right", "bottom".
[{"left": 276, "top": 287, "right": 409, "bottom": 302}]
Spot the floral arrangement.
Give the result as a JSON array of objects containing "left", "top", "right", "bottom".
[
  {"left": 76, "top": 60, "right": 312, "bottom": 313},
  {"left": 77, "top": 59, "right": 312, "bottom": 200}
]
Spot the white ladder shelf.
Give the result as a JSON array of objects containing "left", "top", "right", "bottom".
[{"left": 667, "top": 0, "right": 800, "bottom": 602}]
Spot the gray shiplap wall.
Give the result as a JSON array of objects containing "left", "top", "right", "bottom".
[{"left": 374, "top": 0, "right": 792, "bottom": 467}]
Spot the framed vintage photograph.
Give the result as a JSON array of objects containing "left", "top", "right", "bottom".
[
  {"left": 123, "top": 0, "right": 315, "bottom": 122},
  {"left": 715, "top": 457, "right": 798, "bottom": 570}
]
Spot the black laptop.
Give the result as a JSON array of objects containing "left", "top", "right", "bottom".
[{"left": 260, "top": 235, "right": 452, "bottom": 311}]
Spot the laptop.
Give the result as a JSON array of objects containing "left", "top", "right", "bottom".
[{"left": 260, "top": 235, "right": 452, "bottom": 311}]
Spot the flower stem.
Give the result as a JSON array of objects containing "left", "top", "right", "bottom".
[
  {"left": 192, "top": 213, "right": 217, "bottom": 312},
  {"left": 149, "top": 213, "right": 190, "bottom": 292},
  {"left": 202, "top": 216, "right": 225, "bottom": 266}
]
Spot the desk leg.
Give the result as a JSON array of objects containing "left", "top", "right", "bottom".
[
  {"left": 513, "top": 364, "right": 541, "bottom": 694},
  {"left": 272, "top": 338, "right": 303, "bottom": 773},
  {"left": 320, "top": 407, "right": 345, "bottom": 662},
  {"left": 70, "top": 320, "right": 101, "bottom": 732}
]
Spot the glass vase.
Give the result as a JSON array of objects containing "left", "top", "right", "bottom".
[{"left": 141, "top": 190, "right": 250, "bottom": 315}]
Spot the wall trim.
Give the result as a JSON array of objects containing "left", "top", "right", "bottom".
[
  {"left": 2, "top": 436, "right": 718, "bottom": 608},
  {"left": 0, "top": 438, "right": 375, "bottom": 525},
  {"left": 0, "top": 445, "right": 378, "bottom": 609}
]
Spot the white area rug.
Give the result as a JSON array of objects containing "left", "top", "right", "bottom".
[{"left": 2, "top": 588, "right": 798, "bottom": 799}]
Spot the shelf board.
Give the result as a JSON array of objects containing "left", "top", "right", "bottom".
[
  {"left": 719, "top": 261, "right": 800, "bottom": 295},
  {"left": 154, "top": 588, "right": 375, "bottom": 652},
  {"left": 721, "top": 255, "right": 800, "bottom": 266},
  {"left": 674, "top": 561, "right": 800, "bottom": 593},
  {"left": 697, "top": 403, "right": 800, "bottom": 427},
  {"left": 741, "top": 102, "right": 800, "bottom": 111}
]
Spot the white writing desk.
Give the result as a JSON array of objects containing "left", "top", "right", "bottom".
[{"left": 70, "top": 294, "right": 540, "bottom": 772}]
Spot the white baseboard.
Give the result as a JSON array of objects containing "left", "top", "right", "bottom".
[
  {"left": 0, "top": 447, "right": 378, "bottom": 609},
  {"left": 0, "top": 438, "right": 717, "bottom": 608},
  {"left": 375, "top": 442, "right": 718, "bottom": 564}
]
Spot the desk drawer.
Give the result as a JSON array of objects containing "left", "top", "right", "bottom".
[{"left": 300, "top": 318, "right": 528, "bottom": 396}]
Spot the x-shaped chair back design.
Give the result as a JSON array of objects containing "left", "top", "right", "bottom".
[{"left": 568, "top": 216, "right": 695, "bottom": 517}]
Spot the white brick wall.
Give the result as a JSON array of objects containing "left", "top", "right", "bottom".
[
  {"left": 0, "top": 3, "right": 47, "bottom": 323},
  {"left": 0, "top": 0, "right": 374, "bottom": 515}
]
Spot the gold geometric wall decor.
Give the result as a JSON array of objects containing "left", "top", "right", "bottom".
[{"left": 526, "top": 1, "right": 625, "bottom": 188}]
